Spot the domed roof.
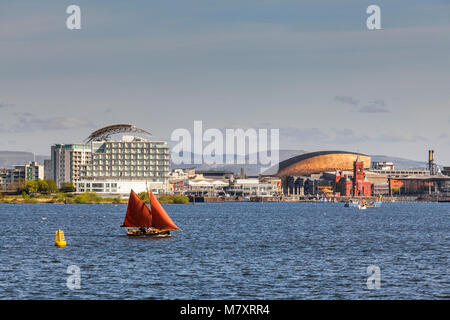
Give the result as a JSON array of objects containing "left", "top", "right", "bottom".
[{"left": 276, "top": 151, "right": 370, "bottom": 177}]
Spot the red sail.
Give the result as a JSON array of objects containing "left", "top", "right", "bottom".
[
  {"left": 121, "top": 190, "right": 153, "bottom": 227},
  {"left": 149, "top": 190, "right": 179, "bottom": 230}
]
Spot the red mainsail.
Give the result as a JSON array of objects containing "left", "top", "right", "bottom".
[
  {"left": 149, "top": 190, "right": 179, "bottom": 230},
  {"left": 121, "top": 190, "right": 153, "bottom": 227}
]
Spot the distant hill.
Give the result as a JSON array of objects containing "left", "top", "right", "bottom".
[
  {"left": 1, "top": 149, "right": 430, "bottom": 174},
  {"left": 169, "top": 149, "right": 308, "bottom": 176},
  {"left": 169, "top": 150, "right": 430, "bottom": 175},
  {"left": 0, "top": 151, "right": 49, "bottom": 168}
]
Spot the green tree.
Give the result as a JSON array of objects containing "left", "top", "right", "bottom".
[
  {"left": 22, "top": 180, "right": 39, "bottom": 194},
  {"left": 45, "top": 180, "right": 58, "bottom": 193},
  {"left": 173, "top": 195, "right": 189, "bottom": 204},
  {"left": 138, "top": 192, "right": 149, "bottom": 202},
  {"left": 74, "top": 192, "right": 102, "bottom": 203},
  {"left": 60, "top": 182, "right": 76, "bottom": 193},
  {"left": 37, "top": 179, "right": 49, "bottom": 194}
]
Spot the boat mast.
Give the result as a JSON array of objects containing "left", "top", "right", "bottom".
[{"left": 145, "top": 181, "right": 151, "bottom": 210}]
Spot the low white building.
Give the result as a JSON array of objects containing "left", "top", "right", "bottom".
[
  {"left": 226, "top": 178, "right": 279, "bottom": 196},
  {"left": 76, "top": 180, "right": 165, "bottom": 195},
  {"left": 169, "top": 168, "right": 196, "bottom": 180},
  {"left": 186, "top": 179, "right": 229, "bottom": 196}
]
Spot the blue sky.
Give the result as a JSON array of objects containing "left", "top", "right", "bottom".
[{"left": 0, "top": 0, "right": 449, "bottom": 164}]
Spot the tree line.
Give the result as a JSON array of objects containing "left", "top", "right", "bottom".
[{"left": 19, "top": 179, "right": 75, "bottom": 194}]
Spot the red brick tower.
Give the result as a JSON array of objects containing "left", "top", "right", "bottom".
[{"left": 353, "top": 157, "right": 371, "bottom": 196}]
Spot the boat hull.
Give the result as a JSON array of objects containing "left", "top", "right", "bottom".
[{"left": 126, "top": 229, "right": 171, "bottom": 238}]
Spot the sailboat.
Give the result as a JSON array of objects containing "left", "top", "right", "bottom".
[{"left": 120, "top": 189, "right": 180, "bottom": 238}]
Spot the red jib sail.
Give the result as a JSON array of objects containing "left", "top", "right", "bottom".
[
  {"left": 148, "top": 190, "right": 179, "bottom": 230},
  {"left": 121, "top": 190, "right": 153, "bottom": 227}
]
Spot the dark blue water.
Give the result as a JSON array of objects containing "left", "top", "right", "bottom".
[{"left": 0, "top": 202, "right": 448, "bottom": 299}]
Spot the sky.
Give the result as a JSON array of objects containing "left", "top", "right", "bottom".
[{"left": 0, "top": 0, "right": 449, "bottom": 164}]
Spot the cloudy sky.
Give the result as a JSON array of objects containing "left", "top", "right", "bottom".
[{"left": 1, "top": 0, "right": 449, "bottom": 164}]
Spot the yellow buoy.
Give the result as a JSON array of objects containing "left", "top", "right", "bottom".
[{"left": 55, "top": 229, "right": 67, "bottom": 247}]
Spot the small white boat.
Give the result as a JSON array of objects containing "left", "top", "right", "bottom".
[{"left": 358, "top": 204, "right": 367, "bottom": 210}]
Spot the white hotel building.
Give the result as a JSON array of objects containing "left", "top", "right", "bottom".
[
  {"left": 76, "top": 137, "right": 169, "bottom": 195},
  {"left": 52, "top": 125, "right": 169, "bottom": 195}
]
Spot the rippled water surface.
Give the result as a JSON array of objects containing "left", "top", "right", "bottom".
[{"left": 0, "top": 202, "right": 448, "bottom": 299}]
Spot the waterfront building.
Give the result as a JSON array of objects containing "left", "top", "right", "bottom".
[
  {"left": 284, "top": 176, "right": 305, "bottom": 196},
  {"left": 50, "top": 144, "right": 91, "bottom": 187},
  {"left": 168, "top": 179, "right": 188, "bottom": 194},
  {"left": 372, "top": 161, "right": 394, "bottom": 171},
  {"left": 195, "top": 170, "right": 235, "bottom": 180},
  {"left": 226, "top": 178, "right": 279, "bottom": 197},
  {"left": 372, "top": 183, "right": 390, "bottom": 195},
  {"left": 259, "top": 176, "right": 282, "bottom": 194},
  {"left": 75, "top": 129, "right": 170, "bottom": 195},
  {"left": 369, "top": 168, "right": 430, "bottom": 177},
  {"left": 0, "top": 161, "right": 44, "bottom": 192},
  {"left": 284, "top": 176, "right": 324, "bottom": 196},
  {"left": 442, "top": 167, "right": 450, "bottom": 177},
  {"left": 333, "top": 157, "right": 372, "bottom": 197},
  {"left": 389, "top": 176, "right": 450, "bottom": 195},
  {"left": 353, "top": 157, "right": 372, "bottom": 197},
  {"left": 12, "top": 161, "right": 44, "bottom": 182},
  {"left": 169, "top": 168, "right": 196, "bottom": 180},
  {"left": 185, "top": 179, "right": 229, "bottom": 197},
  {"left": 0, "top": 170, "right": 6, "bottom": 192},
  {"left": 276, "top": 151, "right": 371, "bottom": 178},
  {"left": 335, "top": 173, "right": 353, "bottom": 197},
  {"left": 44, "top": 159, "right": 52, "bottom": 180}
]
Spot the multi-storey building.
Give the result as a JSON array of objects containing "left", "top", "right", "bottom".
[
  {"left": 13, "top": 161, "right": 44, "bottom": 181},
  {"left": 0, "top": 170, "right": 7, "bottom": 192},
  {"left": 0, "top": 161, "right": 44, "bottom": 192},
  {"left": 371, "top": 161, "right": 394, "bottom": 171},
  {"left": 44, "top": 159, "right": 52, "bottom": 180},
  {"left": 76, "top": 135, "right": 170, "bottom": 195},
  {"left": 50, "top": 144, "right": 91, "bottom": 187}
]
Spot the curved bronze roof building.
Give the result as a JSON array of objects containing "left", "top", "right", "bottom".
[{"left": 276, "top": 151, "right": 371, "bottom": 177}]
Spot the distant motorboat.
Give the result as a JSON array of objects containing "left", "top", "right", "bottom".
[
  {"left": 344, "top": 199, "right": 359, "bottom": 208},
  {"left": 241, "top": 196, "right": 251, "bottom": 202}
]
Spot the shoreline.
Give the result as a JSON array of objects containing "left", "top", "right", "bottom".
[{"left": 0, "top": 196, "right": 448, "bottom": 204}]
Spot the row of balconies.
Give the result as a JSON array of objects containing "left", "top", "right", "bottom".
[
  {"left": 91, "top": 161, "right": 168, "bottom": 167},
  {"left": 82, "top": 172, "right": 169, "bottom": 178},
  {"left": 92, "top": 154, "right": 169, "bottom": 160},
  {"left": 101, "top": 148, "right": 168, "bottom": 153},
  {"left": 85, "top": 165, "right": 169, "bottom": 171}
]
